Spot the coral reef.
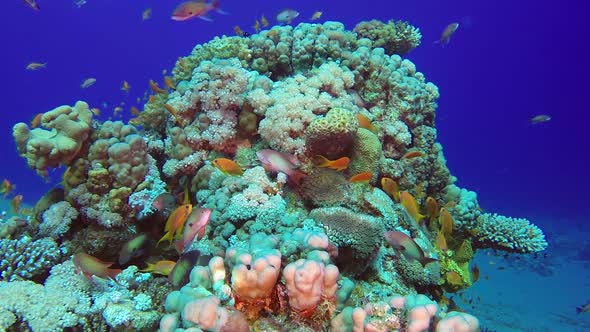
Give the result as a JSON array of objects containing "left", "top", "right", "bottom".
[{"left": 6, "top": 18, "right": 547, "bottom": 332}]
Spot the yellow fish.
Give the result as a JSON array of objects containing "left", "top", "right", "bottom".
[
  {"left": 311, "top": 11, "right": 322, "bottom": 21},
  {"left": 212, "top": 158, "right": 243, "bottom": 176},
  {"left": 380, "top": 177, "right": 400, "bottom": 202},
  {"left": 158, "top": 204, "right": 193, "bottom": 246},
  {"left": 140, "top": 260, "right": 176, "bottom": 276},
  {"left": 253, "top": 19, "right": 261, "bottom": 33},
  {"left": 439, "top": 207, "right": 454, "bottom": 236},
  {"left": 261, "top": 14, "right": 269, "bottom": 27},
  {"left": 400, "top": 191, "right": 424, "bottom": 222},
  {"left": 425, "top": 196, "right": 439, "bottom": 222}
]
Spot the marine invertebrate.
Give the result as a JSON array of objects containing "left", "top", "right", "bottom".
[
  {"left": 305, "top": 107, "right": 359, "bottom": 158},
  {"left": 309, "top": 207, "right": 384, "bottom": 273},
  {"left": 475, "top": 213, "right": 548, "bottom": 253},
  {"left": 37, "top": 201, "right": 78, "bottom": 239},
  {"left": 348, "top": 127, "right": 383, "bottom": 176},
  {"left": 354, "top": 19, "right": 422, "bottom": 56},
  {"left": 301, "top": 168, "right": 350, "bottom": 207},
  {"left": 0, "top": 236, "right": 62, "bottom": 281},
  {"left": 12, "top": 101, "right": 93, "bottom": 177}
]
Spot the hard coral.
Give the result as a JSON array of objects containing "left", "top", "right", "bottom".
[
  {"left": 475, "top": 213, "right": 548, "bottom": 253},
  {"left": 354, "top": 19, "right": 422, "bottom": 56},
  {"left": 13, "top": 101, "right": 93, "bottom": 177},
  {"left": 0, "top": 235, "right": 62, "bottom": 281},
  {"left": 305, "top": 107, "right": 359, "bottom": 159}
]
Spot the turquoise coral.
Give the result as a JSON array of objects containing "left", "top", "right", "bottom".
[
  {"left": 0, "top": 236, "right": 62, "bottom": 281},
  {"left": 476, "top": 213, "right": 548, "bottom": 253}
]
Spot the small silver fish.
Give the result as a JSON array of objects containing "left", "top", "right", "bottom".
[
  {"left": 276, "top": 8, "right": 299, "bottom": 24},
  {"left": 437, "top": 22, "right": 460, "bottom": 46},
  {"left": 530, "top": 114, "right": 551, "bottom": 124},
  {"left": 23, "top": 0, "right": 40, "bottom": 11}
]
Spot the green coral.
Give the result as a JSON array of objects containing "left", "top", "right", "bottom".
[
  {"left": 305, "top": 107, "right": 358, "bottom": 158},
  {"left": 348, "top": 128, "right": 383, "bottom": 177},
  {"left": 353, "top": 19, "right": 422, "bottom": 56}
]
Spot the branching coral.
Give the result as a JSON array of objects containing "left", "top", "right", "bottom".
[
  {"left": 475, "top": 213, "right": 548, "bottom": 253},
  {"left": 0, "top": 236, "right": 62, "bottom": 281}
]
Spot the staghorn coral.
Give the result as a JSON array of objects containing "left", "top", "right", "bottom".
[
  {"left": 475, "top": 213, "right": 548, "bottom": 253},
  {"left": 0, "top": 236, "right": 62, "bottom": 281},
  {"left": 13, "top": 101, "right": 93, "bottom": 177}
]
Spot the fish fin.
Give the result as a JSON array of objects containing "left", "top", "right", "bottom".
[
  {"left": 419, "top": 257, "right": 438, "bottom": 268},
  {"left": 199, "top": 15, "right": 214, "bottom": 22},
  {"left": 108, "top": 268, "right": 122, "bottom": 280},
  {"left": 287, "top": 169, "right": 306, "bottom": 186},
  {"left": 312, "top": 155, "right": 329, "bottom": 167},
  {"left": 174, "top": 240, "right": 184, "bottom": 253},
  {"left": 157, "top": 232, "right": 173, "bottom": 246},
  {"left": 197, "top": 226, "right": 207, "bottom": 241}
]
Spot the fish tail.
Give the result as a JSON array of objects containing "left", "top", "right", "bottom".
[
  {"left": 419, "top": 257, "right": 438, "bottom": 268},
  {"left": 312, "top": 155, "right": 330, "bottom": 167},
  {"left": 157, "top": 232, "right": 173, "bottom": 246},
  {"left": 576, "top": 306, "right": 583, "bottom": 314},
  {"left": 287, "top": 169, "right": 306, "bottom": 186},
  {"left": 211, "top": 0, "right": 229, "bottom": 14}
]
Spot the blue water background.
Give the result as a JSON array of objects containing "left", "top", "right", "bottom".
[{"left": 1, "top": 0, "right": 589, "bottom": 329}]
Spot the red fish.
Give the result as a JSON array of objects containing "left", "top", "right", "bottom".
[
  {"left": 73, "top": 253, "right": 122, "bottom": 280},
  {"left": 175, "top": 208, "right": 212, "bottom": 252},
  {"left": 171, "top": 0, "right": 225, "bottom": 22},
  {"left": 256, "top": 149, "right": 306, "bottom": 185},
  {"left": 384, "top": 231, "right": 437, "bottom": 267}
]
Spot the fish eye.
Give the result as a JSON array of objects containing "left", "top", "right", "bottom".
[{"left": 188, "top": 11, "right": 193, "bottom": 15}]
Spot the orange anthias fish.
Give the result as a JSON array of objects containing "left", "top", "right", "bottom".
[
  {"left": 174, "top": 208, "right": 212, "bottom": 252},
  {"left": 446, "top": 271, "right": 463, "bottom": 286},
  {"left": 381, "top": 177, "right": 400, "bottom": 202},
  {"left": 384, "top": 231, "right": 437, "bottom": 267},
  {"left": 425, "top": 196, "right": 439, "bottom": 222},
  {"left": 253, "top": 20, "right": 261, "bottom": 33},
  {"left": 349, "top": 172, "right": 373, "bottom": 184},
  {"left": 1, "top": 179, "right": 16, "bottom": 197},
  {"left": 260, "top": 14, "right": 269, "bottom": 27},
  {"left": 130, "top": 106, "right": 141, "bottom": 116},
  {"left": 439, "top": 207, "right": 454, "bottom": 236},
  {"left": 73, "top": 252, "right": 122, "bottom": 280},
  {"left": 357, "top": 113, "right": 379, "bottom": 133},
  {"left": 402, "top": 150, "right": 426, "bottom": 159},
  {"left": 10, "top": 195, "right": 23, "bottom": 213},
  {"left": 142, "top": 8, "right": 152, "bottom": 21},
  {"left": 212, "top": 158, "right": 243, "bottom": 176},
  {"left": 30, "top": 113, "right": 42, "bottom": 128},
  {"left": 164, "top": 76, "right": 177, "bottom": 90},
  {"left": 312, "top": 155, "right": 350, "bottom": 171},
  {"left": 436, "top": 22, "right": 460, "bottom": 46},
  {"left": 140, "top": 260, "right": 176, "bottom": 276},
  {"left": 436, "top": 231, "right": 448, "bottom": 252},
  {"left": 164, "top": 104, "right": 184, "bottom": 126},
  {"left": 149, "top": 79, "right": 166, "bottom": 94},
  {"left": 234, "top": 25, "right": 245, "bottom": 36},
  {"left": 400, "top": 191, "right": 425, "bottom": 222},
  {"left": 171, "top": 0, "right": 226, "bottom": 22},
  {"left": 256, "top": 149, "right": 306, "bottom": 185},
  {"left": 158, "top": 204, "right": 193, "bottom": 246}
]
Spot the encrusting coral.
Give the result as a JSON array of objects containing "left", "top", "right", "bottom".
[{"left": 5, "top": 18, "right": 546, "bottom": 332}]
